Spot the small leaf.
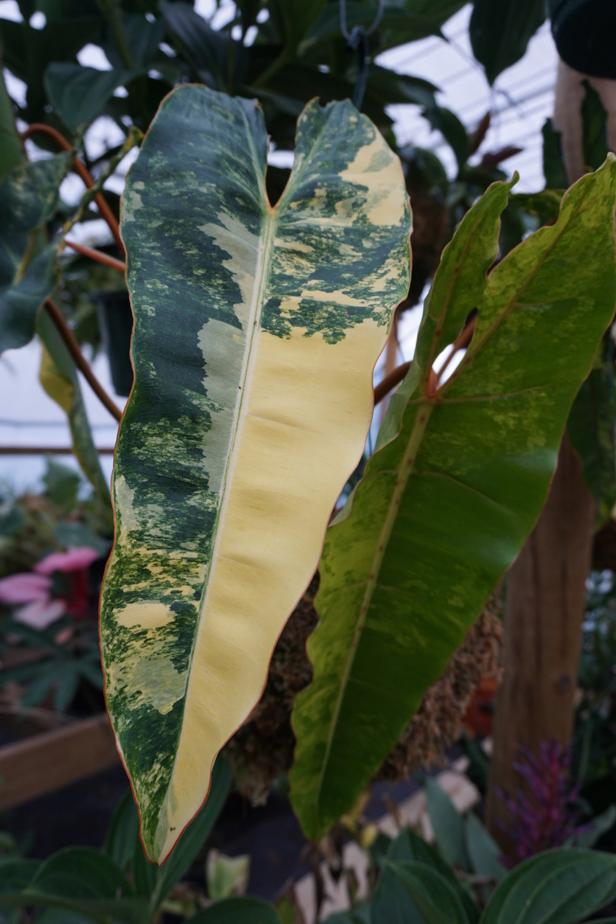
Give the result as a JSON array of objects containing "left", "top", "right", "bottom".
[
  {"left": 422, "top": 104, "right": 468, "bottom": 170},
  {"left": 582, "top": 80, "right": 609, "bottom": 173},
  {"left": 43, "top": 459, "right": 81, "bottom": 509},
  {"left": 188, "top": 897, "right": 282, "bottom": 923},
  {"left": 425, "top": 777, "right": 469, "bottom": 870},
  {"left": 542, "top": 119, "right": 568, "bottom": 189},
  {"left": 160, "top": 2, "right": 230, "bottom": 87},
  {"left": 570, "top": 806, "right": 616, "bottom": 849},
  {"left": 376, "top": 861, "right": 471, "bottom": 924},
  {"left": 481, "top": 848, "right": 616, "bottom": 924},
  {"left": 465, "top": 814, "right": 506, "bottom": 881},
  {"left": 470, "top": 0, "right": 545, "bottom": 84},
  {"left": 206, "top": 850, "right": 250, "bottom": 901},
  {"left": 104, "top": 792, "right": 140, "bottom": 871},
  {"left": 44, "top": 63, "right": 126, "bottom": 132}
]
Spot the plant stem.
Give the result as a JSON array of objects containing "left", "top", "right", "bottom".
[
  {"left": 21, "top": 123, "right": 125, "bottom": 254},
  {"left": 63, "top": 240, "right": 126, "bottom": 274},
  {"left": 373, "top": 361, "right": 411, "bottom": 405},
  {"left": 44, "top": 299, "right": 122, "bottom": 422},
  {"left": 434, "top": 313, "right": 477, "bottom": 389}
]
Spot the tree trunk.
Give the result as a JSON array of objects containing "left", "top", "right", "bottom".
[{"left": 486, "top": 438, "right": 595, "bottom": 846}]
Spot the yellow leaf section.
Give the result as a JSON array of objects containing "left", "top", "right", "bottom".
[{"left": 154, "top": 319, "right": 382, "bottom": 860}]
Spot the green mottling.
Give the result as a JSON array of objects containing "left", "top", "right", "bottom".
[
  {"left": 100, "top": 85, "right": 411, "bottom": 856},
  {"left": 290, "top": 159, "right": 616, "bottom": 838}
]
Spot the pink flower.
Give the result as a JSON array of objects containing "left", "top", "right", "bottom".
[
  {"left": 35, "top": 547, "right": 99, "bottom": 575},
  {"left": 0, "top": 572, "right": 50, "bottom": 604},
  {"left": 0, "top": 546, "right": 99, "bottom": 629}
]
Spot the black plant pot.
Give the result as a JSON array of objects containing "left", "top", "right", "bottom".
[
  {"left": 93, "top": 291, "right": 133, "bottom": 398},
  {"left": 550, "top": 0, "right": 616, "bottom": 78}
]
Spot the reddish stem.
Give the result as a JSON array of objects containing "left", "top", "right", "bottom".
[
  {"left": 22, "top": 123, "right": 125, "bottom": 255},
  {"left": 44, "top": 299, "right": 122, "bottom": 422},
  {"left": 64, "top": 239, "right": 126, "bottom": 274}
]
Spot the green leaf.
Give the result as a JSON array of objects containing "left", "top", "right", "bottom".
[
  {"left": 160, "top": 2, "right": 230, "bottom": 88},
  {"left": 290, "top": 158, "right": 616, "bottom": 838},
  {"left": 542, "top": 119, "right": 568, "bottom": 189},
  {"left": 268, "top": 0, "right": 326, "bottom": 52},
  {"left": 0, "top": 848, "right": 149, "bottom": 924},
  {"left": 481, "top": 848, "right": 616, "bottom": 924},
  {"left": 37, "top": 310, "right": 111, "bottom": 507},
  {"left": 54, "top": 521, "right": 110, "bottom": 555},
  {"left": 301, "top": 0, "right": 467, "bottom": 55},
  {"left": 188, "top": 897, "right": 282, "bottom": 923},
  {"left": 568, "top": 337, "right": 616, "bottom": 526},
  {"left": 465, "top": 814, "right": 506, "bottom": 882},
  {"left": 44, "top": 63, "right": 127, "bottom": 132},
  {"left": 104, "top": 792, "right": 140, "bottom": 871},
  {"left": 570, "top": 806, "right": 616, "bottom": 849},
  {"left": 206, "top": 851, "right": 250, "bottom": 901},
  {"left": 469, "top": 0, "right": 545, "bottom": 84},
  {"left": 100, "top": 84, "right": 410, "bottom": 863},
  {"left": 425, "top": 777, "right": 469, "bottom": 869},
  {"left": 148, "top": 756, "right": 232, "bottom": 907},
  {"left": 29, "top": 848, "right": 128, "bottom": 900},
  {"left": 0, "top": 66, "right": 22, "bottom": 182},
  {"left": 582, "top": 80, "right": 609, "bottom": 173},
  {"left": 0, "top": 858, "right": 39, "bottom": 894},
  {"left": 422, "top": 104, "right": 469, "bottom": 171},
  {"left": 389, "top": 826, "right": 478, "bottom": 915},
  {"left": 375, "top": 861, "right": 471, "bottom": 924},
  {"left": 43, "top": 458, "right": 81, "bottom": 509},
  {"left": 0, "top": 154, "right": 69, "bottom": 352},
  {"left": 0, "top": 244, "right": 58, "bottom": 352}
]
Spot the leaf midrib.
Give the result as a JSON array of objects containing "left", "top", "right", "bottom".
[{"left": 156, "top": 110, "right": 279, "bottom": 847}]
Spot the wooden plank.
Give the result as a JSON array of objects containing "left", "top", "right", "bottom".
[
  {"left": 486, "top": 439, "right": 595, "bottom": 850},
  {"left": 0, "top": 714, "right": 119, "bottom": 809}
]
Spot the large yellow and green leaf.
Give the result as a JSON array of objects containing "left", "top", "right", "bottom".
[
  {"left": 100, "top": 85, "right": 411, "bottom": 862},
  {"left": 290, "top": 157, "right": 616, "bottom": 838}
]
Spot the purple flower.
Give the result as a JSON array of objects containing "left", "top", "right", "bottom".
[{"left": 498, "top": 740, "right": 585, "bottom": 866}]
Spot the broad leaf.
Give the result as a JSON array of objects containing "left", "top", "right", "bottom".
[
  {"left": 481, "top": 848, "right": 616, "bottom": 924},
  {"left": 469, "top": 0, "right": 545, "bottom": 84},
  {"left": 100, "top": 84, "right": 411, "bottom": 863},
  {"left": 290, "top": 158, "right": 616, "bottom": 837}
]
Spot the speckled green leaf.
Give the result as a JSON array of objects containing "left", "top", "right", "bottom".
[
  {"left": 0, "top": 153, "right": 70, "bottom": 352},
  {"left": 100, "top": 85, "right": 411, "bottom": 863},
  {"left": 290, "top": 157, "right": 616, "bottom": 838}
]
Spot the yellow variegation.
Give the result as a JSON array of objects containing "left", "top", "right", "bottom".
[{"left": 100, "top": 85, "right": 411, "bottom": 862}]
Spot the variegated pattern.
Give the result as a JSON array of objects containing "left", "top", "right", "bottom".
[{"left": 100, "top": 85, "right": 411, "bottom": 862}]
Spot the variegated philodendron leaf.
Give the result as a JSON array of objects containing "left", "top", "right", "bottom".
[{"left": 100, "top": 85, "right": 411, "bottom": 862}]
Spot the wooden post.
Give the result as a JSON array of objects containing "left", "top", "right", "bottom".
[{"left": 486, "top": 439, "right": 595, "bottom": 844}]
